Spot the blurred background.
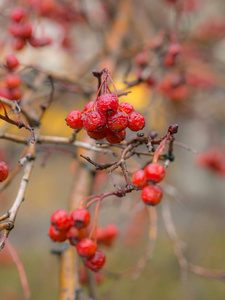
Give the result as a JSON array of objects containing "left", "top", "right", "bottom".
[{"left": 0, "top": 0, "right": 225, "bottom": 299}]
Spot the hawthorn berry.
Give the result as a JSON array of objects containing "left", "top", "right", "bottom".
[
  {"left": 118, "top": 102, "right": 134, "bottom": 115},
  {"left": 83, "top": 111, "right": 106, "bottom": 132},
  {"left": 83, "top": 100, "right": 94, "bottom": 113},
  {"left": 66, "top": 110, "right": 83, "bottom": 129},
  {"left": 51, "top": 209, "right": 72, "bottom": 231},
  {"left": 107, "top": 111, "right": 128, "bottom": 132},
  {"left": 105, "top": 129, "right": 126, "bottom": 144},
  {"left": 128, "top": 112, "right": 145, "bottom": 131},
  {"left": 144, "top": 163, "right": 166, "bottom": 183},
  {"left": 87, "top": 129, "right": 107, "bottom": 140},
  {"left": 132, "top": 169, "right": 148, "bottom": 188},
  {"left": 48, "top": 225, "right": 67, "bottom": 242},
  {"left": 76, "top": 238, "right": 97, "bottom": 257},
  {"left": 12, "top": 38, "right": 26, "bottom": 51},
  {"left": 67, "top": 227, "right": 86, "bottom": 246},
  {"left": 10, "top": 88, "right": 22, "bottom": 100},
  {"left": 6, "top": 74, "right": 21, "bottom": 88},
  {"left": 141, "top": 185, "right": 163, "bottom": 206},
  {"left": 70, "top": 208, "right": 90, "bottom": 229},
  {"left": 101, "top": 224, "right": 119, "bottom": 247},
  {"left": 10, "top": 7, "right": 27, "bottom": 23},
  {"left": 0, "top": 161, "right": 9, "bottom": 182},
  {"left": 96, "top": 93, "right": 119, "bottom": 116},
  {"left": 3, "top": 54, "right": 19, "bottom": 70},
  {"left": 84, "top": 250, "right": 106, "bottom": 272},
  {"left": 28, "top": 36, "right": 52, "bottom": 47}
]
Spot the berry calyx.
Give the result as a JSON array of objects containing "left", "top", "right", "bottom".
[
  {"left": 132, "top": 169, "right": 148, "bottom": 188},
  {"left": 0, "top": 161, "right": 9, "bottom": 182},
  {"left": 66, "top": 110, "right": 83, "bottom": 129},
  {"left": 107, "top": 111, "right": 128, "bottom": 132},
  {"left": 128, "top": 112, "right": 145, "bottom": 131},
  {"left": 76, "top": 238, "right": 97, "bottom": 257},
  {"left": 105, "top": 129, "right": 126, "bottom": 144},
  {"left": 70, "top": 208, "right": 90, "bottom": 229},
  {"left": 96, "top": 93, "right": 119, "bottom": 116},
  {"left": 83, "top": 111, "right": 106, "bottom": 132},
  {"left": 144, "top": 163, "right": 166, "bottom": 183},
  {"left": 141, "top": 185, "right": 163, "bottom": 206},
  {"left": 51, "top": 209, "right": 72, "bottom": 231},
  {"left": 48, "top": 225, "right": 67, "bottom": 242},
  {"left": 118, "top": 102, "right": 134, "bottom": 115},
  {"left": 84, "top": 250, "right": 106, "bottom": 272}
]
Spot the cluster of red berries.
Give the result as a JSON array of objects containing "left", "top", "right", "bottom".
[
  {"left": 66, "top": 92, "right": 146, "bottom": 143},
  {"left": 132, "top": 162, "right": 166, "bottom": 206},
  {"left": 48, "top": 208, "right": 107, "bottom": 272},
  {"left": 0, "top": 54, "right": 22, "bottom": 101},
  {"left": 0, "top": 161, "right": 9, "bottom": 182},
  {"left": 9, "top": 6, "right": 51, "bottom": 51}
]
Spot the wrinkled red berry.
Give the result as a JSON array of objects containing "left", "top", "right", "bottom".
[
  {"left": 0, "top": 161, "right": 9, "bottom": 182},
  {"left": 51, "top": 209, "right": 72, "bottom": 231},
  {"left": 83, "top": 100, "right": 94, "bottom": 113},
  {"left": 6, "top": 74, "right": 21, "bottom": 88},
  {"left": 107, "top": 111, "right": 128, "bottom": 132},
  {"left": 96, "top": 93, "right": 119, "bottom": 116},
  {"left": 70, "top": 208, "right": 90, "bottom": 229},
  {"left": 66, "top": 110, "right": 83, "bottom": 129},
  {"left": 84, "top": 250, "right": 106, "bottom": 271},
  {"left": 83, "top": 111, "right": 106, "bottom": 132},
  {"left": 87, "top": 129, "right": 107, "bottom": 140},
  {"left": 67, "top": 227, "right": 86, "bottom": 246},
  {"left": 48, "top": 225, "right": 67, "bottom": 242},
  {"left": 105, "top": 129, "right": 126, "bottom": 144},
  {"left": 3, "top": 54, "right": 19, "bottom": 70},
  {"left": 118, "top": 102, "right": 134, "bottom": 114},
  {"left": 132, "top": 169, "right": 148, "bottom": 188},
  {"left": 141, "top": 185, "right": 163, "bottom": 206},
  {"left": 128, "top": 112, "right": 145, "bottom": 131},
  {"left": 10, "top": 88, "right": 22, "bottom": 100},
  {"left": 144, "top": 163, "right": 166, "bottom": 183},
  {"left": 76, "top": 238, "right": 97, "bottom": 257}
]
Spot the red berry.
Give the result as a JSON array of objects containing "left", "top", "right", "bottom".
[
  {"left": 3, "top": 54, "right": 19, "bottom": 70},
  {"left": 28, "top": 36, "right": 52, "bottom": 47},
  {"left": 66, "top": 110, "right": 83, "bottom": 129},
  {"left": 0, "top": 161, "right": 9, "bottom": 182},
  {"left": 12, "top": 38, "right": 26, "bottom": 51},
  {"left": 105, "top": 129, "right": 126, "bottom": 144},
  {"left": 118, "top": 102, "right": 134, "bottom": 114},
  {"left": 101, "top": 224, "right": 119, "bottom": 247},
  {"left": 83, "top": 111, "right": 106, "bottom": 132},
  {"left": 10, "top": 7, "right": 27, "bottom": 23},
  {"left": 10, "top": 88, "right": 22, "bottom": 100},
  {"left": 0, "top": 87, "right": 12, "bottom": 99},
  {"left": 87, "top": 129, "right": 107, "bottom": 140},
  {"left": 70, "top": 208, "right": 90, "bottom": 229},
  {"left": 96, "top": 93, "right": 119, "bottom": 116},
  {"left": 134, "top": 52, "right": 148, "bottom": 67},
  {"left": 168, "top": 43, "right": 181, "bottom": 56},
  {"left": 76, "top": 238, "right": 97, "bottom": 257},
  {"left": 145, "top": 76, "right": 157, "bottom": 87},
  {"left": 6, "top": 74, "right": 21, "bottom": 88},
  {"left": 84, "top": 250, "right": 106, "bottom": 271},
  {"left": 83, "top": 100, "right": 94, "bottom": 113},
  {"left": 107, "top": 111, "right": 128, "bottom": 132},
  {"left": 141, "top": 185, "right": 163, "bottom": 206},
  {"left": 67, "top": 227, "right": 86, "bottom": 246},
  {"left": 132, "top": 169, "right": 148, "bottom": 188},
  {"left": 163, "top": 54, "right": 175, "bottom": 67},
  {"left": 51, "top": 209, "right": 72, "bottom": 231},
  {"left": 48, "top": 225, "right": 67, "bottom": 242},
  {"left": 144, "top": 163, "right": 166, "bottom": 183},
  {"left": 128, "top": 112, "right": 145, "bottom": 131}
]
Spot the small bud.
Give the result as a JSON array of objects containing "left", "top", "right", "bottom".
[{"left": 168, "top": 124, "right": 178, "bottom": 134}]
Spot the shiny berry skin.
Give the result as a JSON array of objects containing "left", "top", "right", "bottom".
[
  {"left": 66, "top": 110, "right": 83, "bottom": 129},
  {"left": 107, "top": 111, "right": 128, "bottom": 132},
  {"left": 132, "top": 169, "right": 148, "bottom": 188},
  {"left": 48, "top": 225, "right": 67, "bottom": 242},
  {"left": 128, "top": 112, "right": 145, "bottom": 131},
  {"left": 84, "top": 250, "right": 106, "bottom": 271},
  {"left": 0, "top": 161, "right": 9, "bottom": 182},
  {"left": 118, "top": 102, "right": 134, "bottom": 114},
  {"left": 83, "top": 111, "right": 106, "bottom": 132},
  {"left": 10, "top": 7, "right": 27, "bottom": 23},
  {"left": 105, "top": 129, "right": 126, "bottom": 144},
  {"left": 144, "top": 163, "right": 166, "bottom": 183},
  {"left": 83, "top": 100, "right": 94, "bottom": 113},
  {"left": 51, "top": 209, "right": 72, "bottom": 231},
  {"left": 87, "top": 129, "right": 107, "bottom": 140},
  {"left": 76, "top": 238, "right": 97, "bottom": 257},
  {"left": 141, "top": 185, "right": 163, "bottom": 206},
  {"left": 6, "top": 74, "right": 21, "bottom": 88},
  {"left": 70, "top": 208, "right": 90, "bottom": 229},
  {"left": 67, "top": 227, "right": 86, "bottom": 246},
  {"left": 96, "top": 93, "right": 119, "bottom": 116},
  {"left": 3, "top": 54, "right": 19, "bottom": 70}
]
